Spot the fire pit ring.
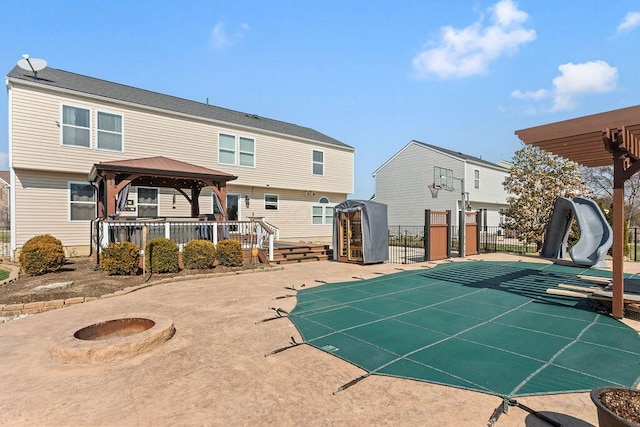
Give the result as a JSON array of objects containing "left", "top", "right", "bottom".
[{"left": 49, "top": 313, "right": 175, "bottom": 364}]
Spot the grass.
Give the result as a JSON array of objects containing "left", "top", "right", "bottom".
[{"left": 0, "top": 269, "right": 9, "bottom": 281}]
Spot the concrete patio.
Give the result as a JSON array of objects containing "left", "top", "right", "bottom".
[{"left": 0, "top": 253, "right": 637, "bottom": 426}]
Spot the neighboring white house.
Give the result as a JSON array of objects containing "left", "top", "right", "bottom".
[
  {"left": 372, "top": 140, "right": 510, "bottom": 227},
  {"left": 6, "top": 64, "right": 354, "bottom": 257}
]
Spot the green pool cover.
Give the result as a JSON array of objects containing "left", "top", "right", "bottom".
[{"left": 288, "top": 261, "right": 640, "bottom": 398}]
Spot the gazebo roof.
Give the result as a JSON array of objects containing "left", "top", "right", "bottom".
[
  {"left": 515, "top": 104, "right": 640, "bottom": 167},
  {"left": 89, "top": 156, "right": 237, "bottom": 185}
]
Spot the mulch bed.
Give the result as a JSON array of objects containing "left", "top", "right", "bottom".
[{"left": 0, "top": 257, "right": 270, "bottom": 305}]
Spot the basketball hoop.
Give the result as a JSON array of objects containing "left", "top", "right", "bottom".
[{"left": 428, "top": 184, "right": 441, "bottom": 198}]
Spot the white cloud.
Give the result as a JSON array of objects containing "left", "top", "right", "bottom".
[
  {"left": 208, "top": 22, "right": 250, "bottom": 49},
  {"left": 412, "top": 0, "right": 536, "bottom": 79},
  {"left": 511, "top": 60, "right": 618, "bottom": 112},
  {"left": 510, "top": 89, "right": 549, "bottom": 101},
  {"left": 617, "top": 11, "right": 640, "bottom": 33},
  {"left": 550, "top": 61, "right": 618, "bottom": 111}
]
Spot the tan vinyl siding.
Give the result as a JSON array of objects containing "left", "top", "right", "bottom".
[
  {"left": 14, "top": 170, "right": 94, "bottom": 249},
  {"left": 11, "top": 84, "right": 354, "bottom": 194}
]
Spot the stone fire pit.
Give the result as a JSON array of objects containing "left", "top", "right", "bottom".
[{"left": 49, "top": 313, "right": 175, "bottom": 364}]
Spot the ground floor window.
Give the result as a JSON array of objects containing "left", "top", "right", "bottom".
[
  {"left": 312, "top": 197, "right": 333, "bottom": 225},
  {"left": 69, "top": 182, "right": 96, "bottom": 221},
  {"left": 138, "top": 188, "right": 159, "bottom": 218},
  {"left": 265, "top": 194, "right": 278, "bottom": 210}
]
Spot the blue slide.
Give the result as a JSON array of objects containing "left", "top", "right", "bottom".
[{"left": 540, "top": 197, "right": 612, "bottom": 268}]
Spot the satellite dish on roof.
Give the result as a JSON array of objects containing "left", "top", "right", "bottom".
[{"left": 17, "top": 54, "right": 47, "bottom": 79}]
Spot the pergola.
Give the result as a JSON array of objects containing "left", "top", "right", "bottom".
[
  {"left": 515, "top": 104, "right": 640, "bottom": 318},
  {"left": 88, "top": 156, "right": 237, "bottom": 219}
]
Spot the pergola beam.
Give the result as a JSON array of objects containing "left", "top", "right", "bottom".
[{"left": 516, "top": 105, "right": 640, "bottom": 319}]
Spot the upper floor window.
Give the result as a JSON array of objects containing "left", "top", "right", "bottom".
[
  {"left": 264, "top": 194, "right": 279, "bottom": 210},
  {"left": 219, "top": 133, "right": 255, "bottom": 167},
  {"left": 138, "top": 188, "right": 159, "bottom": 218},
  {"left": 434, "top": 166, "right": 453, "bottom": 190},
  {"left": 474, "top": 169, "right": 480, "bottom": 189},
  {"left": 97, "top": 111, "right": 123, "bottom": 151},
  {"left": 62, "top": 105, "right": 90, "bottom": 148},
  {"left": 239, "top": 137, "right": 255, "bottom": 167},
  {"left": 69, "top": 182, "right": 95, "bottom": 221},
  {"left": 313, "top": 150, "right": 324, "bottom": 175},
  {"left": 312, "top": 196, "right": 333, "bottom": 225}
]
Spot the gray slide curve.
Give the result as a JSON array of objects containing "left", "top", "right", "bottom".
[{"left": 540, "top": 197, "right": 612, "bottom": 268}]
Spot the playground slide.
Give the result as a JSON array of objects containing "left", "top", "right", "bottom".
[
  {"left": 540, "top": 197, "right": 612, "bottom": 268},
  {"left": 569, "top": 198, "right": 612, "bottom": 268},
  {"left": 540, "top": 197, "right": 573, "bottom": 259}
]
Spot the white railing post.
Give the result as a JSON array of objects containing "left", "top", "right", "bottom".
[
  {"left": 268, "top": 234, "right": 274, "bottom": 261},
  {"left": 212, "top": 222, "right": 218, "bottom": 245},
  {"left": 165, "top": 222, "right": 170, "bottom": 239},
  {"left": 101, "top": 222, "right": 109, "bottom": 248}
]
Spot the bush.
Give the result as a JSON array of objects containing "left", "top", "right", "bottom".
[
  {"left": 216, "top": 239, "right": 243, "bottom": 267},
  {"left": 19, "top": 234, "right": 66, "bottom": 276},
  {"left": 145, "top": 238, "right": 180, "bottom": 273},
  {"left": 183, "top": 239, "right": 216, "bottom": 269},
  {"left": 100, "top": 241, "right": 140, "bottom": 275}
]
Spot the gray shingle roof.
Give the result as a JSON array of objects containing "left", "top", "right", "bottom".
[
  {"left": 413, "top": 140, "right": 507, "bottom": 170},
  {"left": 7, "top": 66, "right": 352, "bottom": 150}
]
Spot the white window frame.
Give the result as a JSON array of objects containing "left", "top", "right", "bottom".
[
  {"left": 312, "top": 149, "right": 324, "bottom": 176},
  {"left": 137, "top": 187, "right": 160, "bottom": 218},
  {"left": 218, "top": 132, "right": 255, "bottom": 167},
  {"left": 68, "top": 181, "right": 96, "bottom": 222},
  {"left": 61, "top": 104, "right": 92, "bottom": 148},
  {"left": 238, "top": 136, "right": 255, "bottom": 167},
  {"left": 264, "top": 194, "right": 279, "bottom": 211},
  {"left": 474, "top": 169, "right": 480, "bottom": 189},
  {"left": 96, "top": 110, "right": 124, "bottom": 152},
  {"left": 312, "top": 196, "right": 333, "bottom": 225}
]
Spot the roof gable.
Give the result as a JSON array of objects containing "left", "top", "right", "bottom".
[
  {"left": 7, "top": 66, "right": 353, "bottom": 150},
  {"left": 373, "top": 140, "right": 508, "bottom": 175}
]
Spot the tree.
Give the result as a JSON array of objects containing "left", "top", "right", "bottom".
[
  {"left": 502, "top": 144, "right": 591, "bottom": 250},
  {"left": 582, "top": 165, "right": 640, "bottom": 226}
]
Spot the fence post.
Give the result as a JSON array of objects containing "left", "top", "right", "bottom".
[
  {"left": 458, "top": 210, "right": 465, "bottom": 258},
  {"left": 446, "top": 210, "right": 452, "bottom": 259},
  {"left": 424, "top": 210, "right": 431, "bottom": 262},
  {"left": 476, "top": 211, "right": 481, "bottom": 254},
  {"left": 635, "top": 228, "right": 638, "bottom": 262}
]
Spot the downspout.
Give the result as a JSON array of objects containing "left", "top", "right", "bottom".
[{"left": 6, "top": 78, "right": 16, "bottom": 261}]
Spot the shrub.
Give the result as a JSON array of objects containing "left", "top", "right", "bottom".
[
  {"left": 145, "top": 238, "right": 180, "bottom": 273},
  {"left": 216, "top": 239, "right": 243, "bottom": 267},
  {"left": 182, "top": 239, "right": 216, "bottom": 270},
  {"left": 19, "top": 234, "right": 66, "bottom": 276},
  {"left": 100, "top": 241, "right": 140, "bottom": 275}
]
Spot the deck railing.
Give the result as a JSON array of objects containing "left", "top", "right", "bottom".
[{"left": 94, "top": 218, "right": 277, "bottom": 261}]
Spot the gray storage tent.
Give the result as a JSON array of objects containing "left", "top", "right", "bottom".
[{"left": 333, "top": 200, "right": 388, "bottom": 264}]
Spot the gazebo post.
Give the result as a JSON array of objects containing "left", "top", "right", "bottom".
[
  {"left": 190, "top": 185, "right": 201, "bottom": 218},
  {"left": 612, "top": 150, "right": 626, "bottom": 318}
]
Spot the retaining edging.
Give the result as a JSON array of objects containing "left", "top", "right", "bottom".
[{"left": 1, "top": 265, "right": 284, "bottom": 322}]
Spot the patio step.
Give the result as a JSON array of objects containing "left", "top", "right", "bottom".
[{"left": 272, "top": 245, "right": 333, "bottom": 265}]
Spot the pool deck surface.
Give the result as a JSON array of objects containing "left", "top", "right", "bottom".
[{"left": 0, "top": 253, "right": 638, "bottom": 426}]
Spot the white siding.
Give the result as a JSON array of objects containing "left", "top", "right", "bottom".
[{"left": 374, "top": 142, "right": 509, "bottom": 227}]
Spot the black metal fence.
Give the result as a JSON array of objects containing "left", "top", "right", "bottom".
[{"left": 387, "top": 225, "right": 537, "bottom": 264}]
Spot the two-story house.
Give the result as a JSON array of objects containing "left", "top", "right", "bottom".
[
  {"left": 372, "top": 140, "right": 510, "bottom": 227},
  {"left": 6, "top": 65, "right": 354, "bottom": 257}
]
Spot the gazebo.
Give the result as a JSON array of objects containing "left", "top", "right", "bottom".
[
  {"left": 88, "top": 156, "right": 237, "bottom": 219},
  {"left": 515, "top": 104, "right": 640, "bottom": 318}
]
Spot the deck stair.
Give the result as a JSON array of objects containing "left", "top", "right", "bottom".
[{"left": 272, "top": 244, "right": 333, "bottom": 264}]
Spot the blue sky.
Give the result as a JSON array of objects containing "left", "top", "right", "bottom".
[{"left": 2, "top": 0, "right": 639, "bottom": 199}]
